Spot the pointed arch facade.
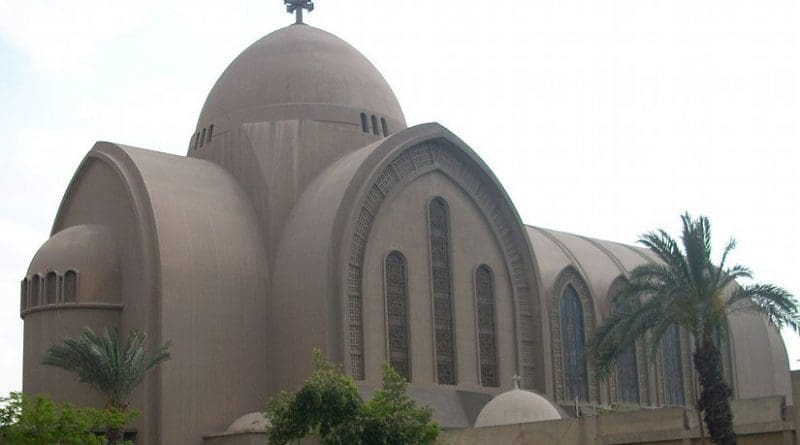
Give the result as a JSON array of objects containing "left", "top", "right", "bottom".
[{"left": 337, "top": 125, "right": 542, "bottom": 389}]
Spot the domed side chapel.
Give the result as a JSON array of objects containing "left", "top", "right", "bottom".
[{"left": 19, "top": 3, "right": 794, "bottom": 445}]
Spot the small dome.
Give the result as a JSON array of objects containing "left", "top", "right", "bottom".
[
  {"left": 26, "top": 224, "right": 120, "bottom": 304},
  {"left": 195, "top": 24, "right": 406, "bottom": 137},
  {"left": 226, "top": 412, "right": 270, "bottom": 433},
  {"left": 474, "top": 384, "right": 562, "bottom": 428}
]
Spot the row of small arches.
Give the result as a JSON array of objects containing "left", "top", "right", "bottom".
[
  {"left": 382, "top": 198, "right": 499, "bottom": 388},
  {"left": 20, "top": 271, "right": 78, "bottom": 311},
  {"left": 190, "top": 124, "right": 215, "bottom": 151},
  {"left": 360, "top": 113, "right": 389, "bottom": 137}
]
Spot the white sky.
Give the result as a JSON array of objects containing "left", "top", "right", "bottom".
[{"left": 0, "top": 0, "right": 797, "bottom": 398}]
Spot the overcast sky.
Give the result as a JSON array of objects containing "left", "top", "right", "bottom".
[{"left": 0, "top": 0, "right": 797, "bottom": 398}]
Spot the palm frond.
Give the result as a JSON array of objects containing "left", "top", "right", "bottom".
[
  {"left": 590, "top": 213, "right": 798, "bottom": 383},
  {"left": 727, "top": 284, "right": 800, "bottom": 334},
  {"left": 42, "top": 327, "right": 171, "bottom": 408}
]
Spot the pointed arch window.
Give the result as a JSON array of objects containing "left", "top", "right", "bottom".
[
  {"left": 63, "top": 270, "right": 77, "bottom": 303},
  {"left": 475, "top": 265, "right": 498, "bottom": 387},
  {"left": 385, "top": 252, "right": 411, "bottom": 381},
  {"left": 613, "top": 316, "right": 639, "bottom": 403},
  {"left": 560, "top": 285, "right": 589, "bottom": 401},
  {"left": 429, "top": 198, "right": 456, "bottom": 385},
  {"left": 661, "top": 324, "right": 685, "bottom": 405}
]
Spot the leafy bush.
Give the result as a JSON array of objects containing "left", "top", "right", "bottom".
[
  {"left": 0, "top": 392, "right": 136, "bottom": 445},
  {"left": 359, "top": 364, "right": 439, "bottom": 444},
  {"left": 265, "top": 350, "right": 439, "bottom": 445}
]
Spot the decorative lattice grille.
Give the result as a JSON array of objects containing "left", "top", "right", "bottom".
[
  {"left": 385, "top": 252, "right": 411, "bottom": 381},
  {"left": 661, "top": 324, "right": 685, "bottom": 405},
  {"left": 476, "top": 265, "right": 499, "bottom": 387},
  {"left": 429, "top": 199, "right": 456, "bottom": 385}
]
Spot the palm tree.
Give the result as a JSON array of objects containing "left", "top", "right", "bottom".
[
  {"left": 42, "top": 327, "right": 171, "bottom": 444},
  {"left": 588, "top": 213, "right": 799, "bottom": 445}
]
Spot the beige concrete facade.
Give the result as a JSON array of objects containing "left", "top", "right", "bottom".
[{"left": 20, "top": 22, "right": 795, "bottom": 444}]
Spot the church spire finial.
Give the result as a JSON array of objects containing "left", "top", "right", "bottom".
[
  {"left": 284, "top": 0, "right": 314, "bottom": 25},
  {"left": 512, "top": 374, "right": 521, "bottom": 390}
]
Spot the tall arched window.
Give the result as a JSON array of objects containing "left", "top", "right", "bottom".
[
  {"left": 475, "top": 265, "right": 498, "bottom": 387},
  {"left": 45, "top": 272, "right": 57, "bottom": 305},
  {"left": 561, "top": 285, "right": 589, "bottom": 401},
  {"left": 661, "top": 324, "right": 685, "bottom": 405},
  {"left": 615, "top": 336, "right": 640, "bottom": 404},
  {"left": 609, "top": 289, "right": 640, "bottom": 404},
  {"left": 63, "top": 271, "right": 77, "bottom": 303},
  {"left": 30, "top": 275, "right": 41, "bottom": 308},
  {"left": 385, "top": 252, "right": 411, "bottom": 381},
  {"left": 20, "top": 279, "right": 28, "bottom": 311},
  {"left": 429, "top": 198, "right": 456, "bottom": 384}
]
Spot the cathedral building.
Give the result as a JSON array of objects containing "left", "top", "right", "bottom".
[{"left": 19, "top": 5, "right": 793, "bottom": 444}]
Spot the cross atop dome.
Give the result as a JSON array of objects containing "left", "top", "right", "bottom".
[{"left": 285, "top": 0, "right": 314, "bottom": 24}]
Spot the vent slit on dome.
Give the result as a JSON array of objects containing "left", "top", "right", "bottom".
[
  {"left": 371, "top": 115, "right": 379, "bottom": 135},
  {"left": 381, "top": 117, "right": 389, "bottom": 136}
]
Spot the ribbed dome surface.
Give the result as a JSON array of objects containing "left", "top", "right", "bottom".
[
  {"left": 474, "top": 387, "right": 562, "bottom": 428},
  {"left": 195, "top": 24, "right": 406, "bottom": 136}
]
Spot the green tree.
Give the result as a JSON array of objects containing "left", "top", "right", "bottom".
[
  {"left": 0, "top": 392, "right": 136, "bottom": 445},
  {"left": 588, "top": 213, "right": 800, "bottom": 445},
  {"left": 265, "top": 350, "right": 439, "bottom": 445},
  {"left": 359, "top": 363, "right": 439, "bottom": 444},
  {"left": 42, "top": 327, "right": 170, "bottom": 444}
]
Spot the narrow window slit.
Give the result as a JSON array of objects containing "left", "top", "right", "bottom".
[
  {"left": 381, "top": 118, "right": 389, "bottom": 136},
  {"left": 371, "top": 115, "right": 380, "bottom": 135}
]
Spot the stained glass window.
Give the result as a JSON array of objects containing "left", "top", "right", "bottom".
[
  {"left": 429, "top": 198, "right": 456, "bottom": 384},
  {"left": 385, "top": 252, "right": 411, "bottom": 381},
  {"left": 661, "top": 324, "right": 685, "bottom": 405},
  {"left": 610, "top": 296, "right": 639, "bottom": 404},
  {"left": 475, "top": 265, "right": 498, "bottom": 387},
  {"left": 560, "top": 285, "right": 588, "bottom": 401}
]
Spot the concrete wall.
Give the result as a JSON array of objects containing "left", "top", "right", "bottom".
[{"left": 439, "top": 396, "right": 795, "bottom": 445}]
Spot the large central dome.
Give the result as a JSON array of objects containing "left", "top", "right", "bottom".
[{"left": 194, "top": 24, "right": 406, "bottom": 139}]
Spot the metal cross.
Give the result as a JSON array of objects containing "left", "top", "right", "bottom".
[{"left": 285, "top": 0, "right": 314, "bottom": 24}]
